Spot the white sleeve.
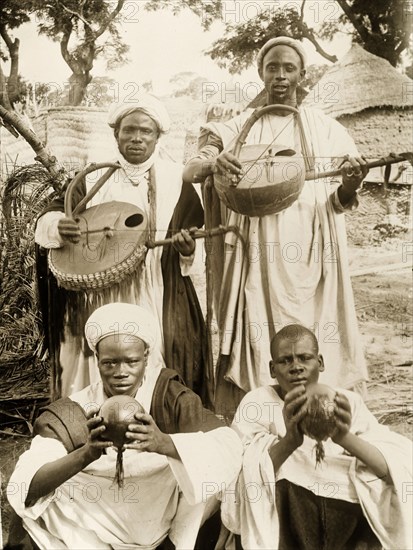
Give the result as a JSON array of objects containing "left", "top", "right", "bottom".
[
  {"left": 167, "top": 427, "right": 242, "bottom": 505},
  {"left": 347, "top": 392, "right": 413, "bottom": 549},
  {"left": 34, "top": 211, "right": 65, "bottom": 248},
  {"left": 7, "top": 435, "right": 67, "bottom": 520},
  {"left": 179, "top": 249, "right": 196, "bottom": 276}
]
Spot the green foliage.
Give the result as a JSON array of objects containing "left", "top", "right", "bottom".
[
  {"left": 30, "top": 0, "right": 129, "bottom": 105},
  {"left": 0, "top": 0, "right": 31, "bottom": 34},
  {"left": 4, "top": 75, "right": 50, "bottom": 109},
  {"left": 301, "top": 64, "right": 329, "bottom": 89},
  {"left": 168, "top": 0, "right": 412, "bottom": 72},
  {"left": 0, "top": 0, "right": 35, "bottom": 107},
  {"left": 177, "top": 76, "right": 209, "bottom": 100},
  {"left": 0, "top": 164, "right": 58, "bottom": 400},
  {"left": 33, "top": 0, "right": 129, "bottom": 67},
  {"left": 169, "top": 72, "right": 209, "bottom": 100},
  {"left": 333, "top": 0, "right": 413, "bottom": 67},
  {"left": 83, "top": 75, "right": 118, "bottom": 106},
  {"left": 145, "top": 0, "right": 223, "bottom": 30},
  {"left": 207, "top": 6, "right": 307, "bottom": 74}
]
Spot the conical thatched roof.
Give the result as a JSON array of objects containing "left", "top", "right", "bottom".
[{"left": 304, "top": 44, "right": 412, "bottom": 118}]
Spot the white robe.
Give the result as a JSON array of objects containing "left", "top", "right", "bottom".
[
  {"left": 202, "top": 107, "right": 367, "bottom": 391},
  {"left": 35, "top": 149, "right": 193, "bottom": 396},
  {"left": 8, "top": 380, "right": 243, "bottom": 550},
  {"left": 221, "top": 386, "right": 413, "bottom": 550}
]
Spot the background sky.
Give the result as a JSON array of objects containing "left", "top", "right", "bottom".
[{"left": 13, "top": 0, "right": 353, "bottom": 96}]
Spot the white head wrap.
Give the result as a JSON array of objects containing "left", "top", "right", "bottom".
[
  {"left": 85, "top": 303, "right": 158, "bottom": 354},
  {"left": 107, "top": 93, "right": 171, "bottom": 134},
  {"left": 257, "top": 36, "right": 307, "bottom": 79}
]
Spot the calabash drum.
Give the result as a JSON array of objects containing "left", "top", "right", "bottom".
[
  {"left": 48, "top": 163, "right": 150, "bottom": 291},
  {"left": 214, "top": 104, "right": 313, "bottom": 217}
]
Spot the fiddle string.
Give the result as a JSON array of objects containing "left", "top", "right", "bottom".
[
  {"left": 76, "top": 153, "right": 404, "bottom": 236},
  {"left": 235, "top": 114, "right": 296, "bottom": 188}
]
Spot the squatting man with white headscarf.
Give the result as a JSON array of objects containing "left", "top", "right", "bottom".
[
  {"left": 35, "top": 94, "right": 207, "bottom": 399},
  {"left": 8, "top": 303, "right": 242, "bottom": 550}
]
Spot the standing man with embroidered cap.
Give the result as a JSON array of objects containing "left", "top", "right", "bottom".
[
  {"left": 7, "top": 303, "right": 242, "bottom": 550},
  {"left": 35, "top": 93, "right": 207, "bottom": 400},
  {"left": 184, "top": 36, "right": 369, "bottom": 419}
]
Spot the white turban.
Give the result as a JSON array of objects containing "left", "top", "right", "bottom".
[
  {"left": 107, "top": 93, "right": 171, "bottom": 134},
  {"left": 257, "top": 36, "right": 307, "bottom": 79},
  {"left": 85, "top": 303, "right": 158, "bottom": 354}
]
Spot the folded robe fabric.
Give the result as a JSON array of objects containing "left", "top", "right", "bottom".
[{"left": 221, "top": 386, "right": 413, "bottom": 550}]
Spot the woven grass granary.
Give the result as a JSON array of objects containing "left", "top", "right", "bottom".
[
  {"left": 33, "top": 107, "right": 116, "bottom": 168},
  {"left": 0, "top": 107, "right": 116, "bottom": 180},
  {"left": 304, "top": 44, "right": 413, "bottom": 183}
]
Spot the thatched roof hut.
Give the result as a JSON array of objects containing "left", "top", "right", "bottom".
[{"left": 303, "top": 44, "right": 413, "bottom": 182}]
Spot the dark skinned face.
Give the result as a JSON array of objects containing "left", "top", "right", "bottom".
[
  {"left": 270, "top": 334, "right": 324, "bottom": 398},
  {"left": 262, "top": 45, "right": 306, "bottom": 106},
  {"left": 116, "top": 111, "right": 159, "bottom": 164}
]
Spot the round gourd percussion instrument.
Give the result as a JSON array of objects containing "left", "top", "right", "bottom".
[
  {"left": 48, "top": 162, "right": 240, "bottom": 291},
  {"left": 213, "top": 104, "right": 412, "bottom": 218}
]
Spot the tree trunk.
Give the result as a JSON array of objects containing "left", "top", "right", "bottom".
[
  {"left": 7, "top": 37, "right": 20, "bottom": 104},
  {"left": 65, "top": 72, "right": 92, "bottom": 106}
]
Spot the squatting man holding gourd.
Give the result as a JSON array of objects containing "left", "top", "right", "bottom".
[
  {"left": 219, "top": 324, "right": 412, "bottom": 550},
  {"left": 7, "top": 303, "right": 242, "bottom": 549}
]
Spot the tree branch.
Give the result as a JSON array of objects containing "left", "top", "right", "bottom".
[
  {"left": 336, "top": 0, "right": 370, "bottom": 43},
  {"left": 0, "top": 104, "right": 66, "bottom": 187},
  {"left": 300, "top": 0, "right": 306, "bottom": 24},
  {"left": 57, "top": 1, "right": 94, "bottom": 32},
  {"left": 95, "top": 0, "right": 125, "bottom": 38},
  {"left": 299, "top": 23, "right": 338, "bottom": 63},
  {"left": 294, "top": 0, "right": 337, "bottom": 63}
]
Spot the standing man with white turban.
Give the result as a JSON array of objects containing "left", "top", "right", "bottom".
[
  {"left": 7, "top": 303, "right": 243, "bottom": 550},
  {"left": 35, "top": 94, "right": 207, "bottom": 401},
  {"left": 184, "top": 37, "right": 369, "bottom": 419}
]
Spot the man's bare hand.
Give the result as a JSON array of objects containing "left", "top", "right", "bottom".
[
  {"left": 83, "top": 406, "right": 112, "bottom": 462},
  {"left": 171, "top": 228, "right": 196, "bottom": 257},
  {"left": 58, "top": 217, "right": 81, "bottom": 244},
  {"left": 341, "top": 155, "right": 369, "bottom": 196},
  {"left": 331, "top": 392, "right": 352, "bottom": 445},
  {"left": 124, "top": 412, "right": 178, "bottom": 458},
  {"left": 214, "top": 151, "right": 243, "bottom": 183},
  {"left": 282, "top": 385, "right": 307, "bottom": 449}
]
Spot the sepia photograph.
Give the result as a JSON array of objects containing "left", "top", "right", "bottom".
[{"left": 0, "top": 1, "right": 412, "bottom": 548}]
